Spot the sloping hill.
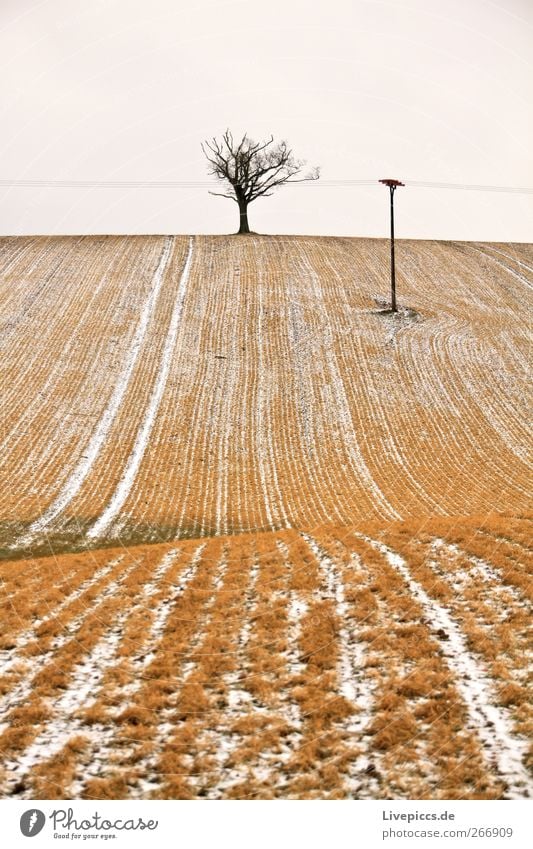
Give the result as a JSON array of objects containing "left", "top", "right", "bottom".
[
  {"left": 0, "top": 235, "right": 530, "bottom": 552},
  {"left": 0, "top": 235, "right": 531, "bottom": 799}
]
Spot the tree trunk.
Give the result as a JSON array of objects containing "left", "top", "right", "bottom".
[{"left": 237, "top": 199, "right": 250, "bottom": 234}]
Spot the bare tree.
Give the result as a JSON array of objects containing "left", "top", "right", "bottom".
[{"left": 201, "top": 130, "right": 320, "bottom": 234}]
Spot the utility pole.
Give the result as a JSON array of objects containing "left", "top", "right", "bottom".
[{"left": 379, "top": 178, "right": 404, "bottom": 312}]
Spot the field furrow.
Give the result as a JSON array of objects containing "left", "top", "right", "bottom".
[{"left": 363, "top": 534, "right": 531, "bottom": 798}]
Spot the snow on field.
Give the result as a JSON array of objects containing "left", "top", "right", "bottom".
[
  {"left": 13, "top": 237, "right": 175, "bottom": 545},
  {"left": 0, "top": 235, "right": 531, "bottom": 799},
  {"left": 1, "top": 235, "right": 529, "bottom": 542},
  {"left": 362, "top": 535, "right": 532, "bottom": 798},
  {"left": 0, "top": 554, "right": 124, "bottom": 681},
  {"left": 0, "top": 556, "right": 135, "bottom": 734},
  {"left": 0, "top": 517, "right": 531, "bottom": 799},
  {"left": 87, "top": 238, "right": 194, "bottom": 539}
]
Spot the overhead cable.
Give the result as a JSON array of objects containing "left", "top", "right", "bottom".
[{"left": 0, "top": 178, "right": 531, "bottom": 194}]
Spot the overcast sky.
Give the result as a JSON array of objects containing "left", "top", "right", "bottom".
[{"left": 0, "top": 0, "right": 531, "bottom": 240}]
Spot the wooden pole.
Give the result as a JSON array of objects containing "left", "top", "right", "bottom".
[{"left": 390, "top": 185, "right": 397, "bottom": 312}]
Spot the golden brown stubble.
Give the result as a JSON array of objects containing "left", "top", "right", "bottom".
[
  {"left": 303, "top": 528, "right": 384, "bottom": 798},
  {"left": 111, "top": 238, "right": 247, "bottom": 535},
  {"left": 431, "top": 520, "right": 532, "bottom": 602},
  {"left": 375, "top": 524, "right": 530, "bottom": 796},
  {"left": 27, "top": 735, "right": 90, "bottom": 800},
  {"left": 25, "top": 543, "right": 198, "bottom": 798},
  {"left": 297, "top": 239, "right": 411, "bottom": 521},
  {"left": 80, "top": 538, "right": 224, "bottom": 800},
  {"left": 0, "top": 237, "right": 42, "bottom": 315},
  {"left": 243, "top": 531, "right": 294, "bottom": 702},
  {"left": 278, "top": 240, "right": 357, "bottom": 524},
  {"left": 7, "top": 711, "right": 88, "bottom": 797},
  {"left": 2, "top": 235, "right": 531, "bottom": 545},
  {"left": 1, "top": 516, "right": 529, "bottom": 799},
  {"left": 281, "top": 531, "right": 355, "bottom": 799},
  {"left": 154, "top": 538, "right": 259, "bottom": 799},
  {"left": 0, "top": 546, "right": 124, "bottom": 664},
  {"left": 83, "top": 545, "right": 194, "bottom": 708},
  {"left": 331, "top": 528, "right": 503, "bottom": 799},
  {"left": 216, "top": 531, "right": 299, "bottom": 799},
  {"left": 0, "top": 548, "right": 129, "bottom": 707},
  {"left": 0, "top": 549, "right": 145, "bottom": 768},
  {"left": 347, "top": 239, "right": 529, "bottom": 518},
  {"left": 384, "top": 519, "right": 532, "bottom": 760},
  {"left": 1, "top": 237, "right": 91, "bottom": 414},
  {"left": 405, "top": 242, "right": 529, "bottom": 504},
  {"left": 0, "top": 238, "right": 165, "bottom": 524},
  {"left": 61, "top": 239, "right": 191, "bottom": 529},
  {"left": 252, "top": 238, "right": 325, "bottom": 527},
  {"left": 0, "top": 554, "right": 71, "bottom": 648}
]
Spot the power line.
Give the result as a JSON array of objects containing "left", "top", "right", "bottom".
[
  {"left": 0, "top": 179, "right": 217, "bottom": 188},
  {"left": 403, "top": 180, "right": 533, "bottom": 194},
  {"left": 290, "top": 180, "right": 533, "bottom": 193},
  {"left": 0, "top": 178, "right": 532, "bottom": 193}
]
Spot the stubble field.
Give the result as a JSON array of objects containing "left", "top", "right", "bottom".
[{"left": 0, "top": 234, "right": 531, "bottom": 799}]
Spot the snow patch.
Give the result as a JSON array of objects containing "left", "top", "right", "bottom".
[
  {"left": 17, "top": 237, "right": 175, "bottom": 545},
  {"left": 362, "top": 534, "right": 532, "bottom": 798},
  {"left": 87, "top": 238, "right": 193, "bottom": 538},
  {"left": 2, "top": 547, "right": 184, "bottom": 796},
  {"left": 0, "top": 555, "right": 124, "bottom": 678},
  {"left": 303, "top": 534, "right": 380, "bottom": 795}
]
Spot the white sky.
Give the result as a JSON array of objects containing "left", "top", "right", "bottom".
[{"left": 0, "top": 0, "right": 531, "bottom": 240}]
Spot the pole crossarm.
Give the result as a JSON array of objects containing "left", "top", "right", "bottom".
[{"left": 379, "top": 178, "right": 405, "bottom": 190}]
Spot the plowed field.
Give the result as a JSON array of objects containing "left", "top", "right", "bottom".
[{"left": 0, "top": 235, "right": 531, "bottom": 799}]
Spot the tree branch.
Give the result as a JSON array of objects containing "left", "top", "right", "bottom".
[
  {"left": 208, "top": 190, "right": 236, "bottom": 200},
  {"left": 201, "top": 131, "right": 320, "bottom": 224}
]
